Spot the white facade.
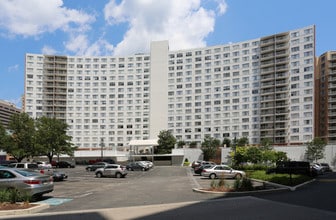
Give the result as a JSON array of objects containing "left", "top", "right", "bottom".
[{"left": 24, "top": 25, "right": 315, "bottom": 150}]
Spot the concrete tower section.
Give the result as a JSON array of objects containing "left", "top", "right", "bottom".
[{"left": 149, "top": 41, "right": 169, "bottom": 139}]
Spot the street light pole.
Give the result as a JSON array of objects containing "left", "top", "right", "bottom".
[{"left": 100, "top": 138, "right": 104, "bottom": 160}]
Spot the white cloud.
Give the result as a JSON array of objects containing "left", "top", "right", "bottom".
[
  {"left": 104, "top": 0, "right": 227, "bottom": 55},
  {"left": 216, "top": 0, "right": 228, "bottom": 15},
  {"left": 7, "top": 64, "right": 19, "bottom": 72},
  {"left": 0, "top": 0, "right": 94, "bottom": 37},
  {"left": 41, "top": 46, "right": 57, "bottom": 55},
  {"left": 64, "top": 34, "right": 89, "bottom": 55}
]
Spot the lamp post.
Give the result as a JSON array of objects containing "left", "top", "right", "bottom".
[
  {"left": 100, "top": 138, "right": 105, "bottom": 160},
  {"left": 233, "top": 136, "right": 237, "bottom": 166}
]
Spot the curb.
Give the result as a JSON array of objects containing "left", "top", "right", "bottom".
[
  {"left": 192, "top": 187, "right": 289, "bottom": 196},
  {"left": 0, "top": 203, "right": 49, "bottom": 217},
  {"left": 192, "top": 178, "right": 316, "bottom": 196}
]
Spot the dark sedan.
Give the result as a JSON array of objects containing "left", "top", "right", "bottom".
[
  {"left": 194, "top": 164, "right": 214, "bottom": 175},
  {"left": 86, "top": 162, "right": 109, "bottom": 171},
  {"left": 56, "top": 161, "right": 75, "bottom": 168},
  {"left": 126, "top": 162, "right": 148, "bottom": 171}
]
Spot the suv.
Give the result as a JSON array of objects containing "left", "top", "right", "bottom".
[
  {"left": 266, "top": 161, "right": 312, "bottom": 176},
  {"left": 95, "top": 164, "right": 127, "bottom": 178},
  {"left": 8, "top": 162, "right": 39, "bottom": 170}
]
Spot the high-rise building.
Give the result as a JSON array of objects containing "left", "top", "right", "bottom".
[
  {"left": 316, "top": 51, "right": 336, "bottom": 144},
  {"left": 24, "top": 25, "right": 315, "bottom": 150}
]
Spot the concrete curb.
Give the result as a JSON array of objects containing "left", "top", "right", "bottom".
[
  {"left": 0, "top": 203, "right": 49, "bottom": 217},
  {"left": 192, "top": 178, "right": 316, "bottom": 196}
]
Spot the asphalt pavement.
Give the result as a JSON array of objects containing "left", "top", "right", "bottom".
[{"left": 0, "top": 166, "right": 335, "bottom": 220}]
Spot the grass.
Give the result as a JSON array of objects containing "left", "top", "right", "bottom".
[{"left": 247, "top": 170, "right": 313, "bottom": 186}]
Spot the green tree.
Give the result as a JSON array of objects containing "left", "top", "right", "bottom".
[
  {"left": 237, "top": 137, "right": 249, "bottom": 147},
  {"left": 177, "top": 140, "right": 186, "bottom": 148},
  {"left": 260, "top": 138, "right": 273, "bottom": 150},
  {"left": 35, "top": 116, "right": 75, "bottom": 163},
  {"left": 305, "top": 137, "right": 326, "bottom": 162},
  {"left": 157, "top": 130, "right": 176, "bottom": 154},
  {"left": 189, "top": 141, "right": 198, "bottom": 148},
  {"left": 0, "top": 123, "right": 9, "bottom": 149},
  {"left": 245, "top": 147, "right": 262, "bottom": 164},
  {"left": 3, "top": 113, "right": 36, "bottom": 162},
  {"left": 222, "top": 138, "right": 231, "bottom": 148},
  {"left": 201, "top": 137, "right": 220, "bottom": 161}
]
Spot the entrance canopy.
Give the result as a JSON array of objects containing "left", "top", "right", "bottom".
[{"left": 129, "top": 139, "right": 159, "bottom": 146}]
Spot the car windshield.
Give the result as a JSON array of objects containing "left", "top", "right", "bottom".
[{"left": 15, "top": 169, "right": 39, "bottom": 177}]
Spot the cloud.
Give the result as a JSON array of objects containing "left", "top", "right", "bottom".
[
  {"left": 0, "top": 0, "right": 95, "bottom": 37},
  {"left": 7, "top": 64, "right": 19, "bottom": 72},
  {"left": 41, "top": 46, "right": 57, "bottom": 55},
  {"left": 104, "top": 0, "right": 227, "bottom": 55}
]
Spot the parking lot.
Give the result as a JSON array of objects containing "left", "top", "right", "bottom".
[{"left": 38, "top": 165, "right": 224, "bottom": 213}]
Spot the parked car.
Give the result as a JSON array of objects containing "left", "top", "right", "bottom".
[
  {"left": 95, "top": 164, "right": 127, "bottom": 178},
  {"left": 126, "top": 162, "right": 149, "bottom": 171},
  {"left": 266, "top": 161, "right": 312, "bottom": 176},
  {"left": 8, "top": 162, "right": 39, "bottom": 170},
  {"left": 192, "top": 161, "right": 216, "bottom": 170},
  {"left": 194, "top": 164, "right": 214, "bottom": 175},
  {"left": 201, "top": 165, "right": 245, "bottom": 179},
  {"left": 86, "top": 162, "right": 109, "bottom": 171},
  {"left": 191, "top": 160, "right": 203, "bottom": 169},
  {"left": 315, "top": 162, "right": 332, "bottom": 172},
  {"left": 51, "top": 170, "right": 68, "bottom": 181},
  {"left": 56, "top": 161, "right": 75, "bottom": 168},
  {"left": 311, "top": 163, "right": 324, "bottom": 175},
  {"left": 0, "top": 168, "right": 54, "bottom": 198},
  {"left": 36, "top": 161, "right": 52, "bottom": 169},
  {"left": 140, "top": 161, "right": 154, "bottom": 169}
]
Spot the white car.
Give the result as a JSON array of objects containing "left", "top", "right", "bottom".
[
  {"left": 36, "top": 161, "right": 52, "bottom": 169},
  {"left": 201, "top": 165, "right": 245, "bottom": 179}
]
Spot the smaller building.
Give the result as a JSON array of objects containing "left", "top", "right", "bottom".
[{"left": 0, "top": 100, "right": 21, "bottom": 128}]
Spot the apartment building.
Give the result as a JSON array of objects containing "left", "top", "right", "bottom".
[
  {"left": 316, "top": 51, "right": 336, "bottom": 144},
  {"left": 24, "top": 25, "right": 316, "bottom": 150},
  {"left": 0, "top": 100, "right": 21, "bottom": 129}
]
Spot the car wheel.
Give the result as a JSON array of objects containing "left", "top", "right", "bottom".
[
  {"left": 96, "top": 172, "right": 103, "bottom": 178},
  {"left": 142, "top": 167, "right": 146, "bottom": 171},
  {"left": 209, "top": 173, "right": 216, "bottom": 179},
  {"left": 127, "top": 167, "right": 132, "bottom": 171},
  {"left": 115, "top": 173, "right": 122, "bottom": 178},
  {"left": 235, "top": 173, "right": 242, "bottom": 179}
]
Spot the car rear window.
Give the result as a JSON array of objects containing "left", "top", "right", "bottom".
[
  {"left": 15, "top": 169, "right": 39, "bottom": 177},
  {"left": 28, "top": 164, "right": 38, "bottom": 169}
]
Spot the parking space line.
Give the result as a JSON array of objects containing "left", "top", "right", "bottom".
[{"left": 186, "top": 168, "right": 201, "bottom": 189}]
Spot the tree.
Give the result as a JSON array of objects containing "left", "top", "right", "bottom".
[
  {"left": 0, "top": 123, "right": 9, "bottom": 149},
  {"left": 201, "top": 137, "right": 220, "bottom": 161},
  {"left": 306, "top": 137, "right": 326, "bottom": 162},
  {"left": 222, "top": 138, "right": 231, "bottom": 148},
  {"left": 157, "top": 130, "right": 176, "bottom": 154},
  {"left": 3, "top": 113, "right": 36, "bottom": 162},
  {"left": 260, "top": 138, "right": 273, "bottom": 150},
  {"left": 237, "top": 137, "right": 249, "bottom": 147},
  {"left": 177, "top": 140, "right": 186, "bottom": 148},
  {"left": 189, "top": 141, "right": 198, "bottom": 148},
  {"left": 35, "top": 116, "right": 76, "bottom": 163},
  {"left": 245, "top": 147, "right": 262, "bottom": 164}
]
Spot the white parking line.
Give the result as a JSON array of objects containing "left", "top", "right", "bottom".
[{"left": 186, "top": 168, "right": 201, "bottom": 189}]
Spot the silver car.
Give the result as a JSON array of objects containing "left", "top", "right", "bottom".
[
  {"left": 0, "top": 168, "right": 54, "bottom": 198},
  {"left": 95, "top": 164, "right": 127, "bottom": 178},
  {"left": 201, "top": 165, "right": 246, "bottom": 179}
]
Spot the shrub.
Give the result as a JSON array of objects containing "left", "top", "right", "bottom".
[
  {"left": 233, "top": 177, "right": 254, "bottom": 191},
  {"left": 0, "top": 189, "right": 31, "bottom": 204}
]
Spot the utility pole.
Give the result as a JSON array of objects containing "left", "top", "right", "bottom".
[{"left": 100, "top": 138, "right": 105, "bottom": 160}]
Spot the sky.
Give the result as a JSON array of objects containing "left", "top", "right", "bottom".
[{"left": 0, "top": 0, "right": 336, "bottom": 108}]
